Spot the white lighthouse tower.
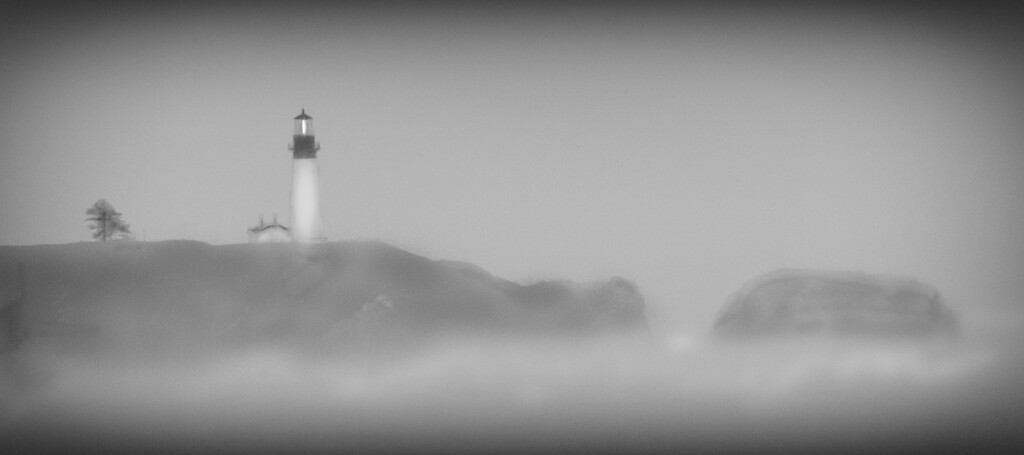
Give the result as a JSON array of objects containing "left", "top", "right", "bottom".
[{"left": 289, "top": 109, "right": 325, "bottom": 242}]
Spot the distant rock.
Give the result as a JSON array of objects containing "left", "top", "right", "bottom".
[
  {"left": 0, "top": 240, "right": 648, "bottom": 357},
  {"left": 713, "top": 270, "right": 957, "bottom": 339}
]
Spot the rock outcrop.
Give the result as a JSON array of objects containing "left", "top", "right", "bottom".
[{"left": 713, "top": 269, "right": 957, "bottom": 339}]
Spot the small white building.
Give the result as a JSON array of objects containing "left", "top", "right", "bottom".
[{"left": 248, "top": 215, "right": 292, "bottom": 243}]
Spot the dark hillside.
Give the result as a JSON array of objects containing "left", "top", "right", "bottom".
[{"left": 0, "top": 240, "right": 648, "bottom": 358}]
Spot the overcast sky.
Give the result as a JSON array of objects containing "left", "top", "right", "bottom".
[{"left": 2, "top": 2, "right": 1022, "bottom": 332}]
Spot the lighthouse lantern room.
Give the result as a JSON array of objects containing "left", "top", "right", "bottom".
[{"left": 291, "top": 109, "right": 319, "bottom": 160}]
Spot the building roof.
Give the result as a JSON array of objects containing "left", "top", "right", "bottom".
[
  {"left": 248, "top": 215, "right": 290, "bottom": 233},
  {"left": 249, "top": 223, "right": 290, "bottom": 234},
  {"left": 294, "top": 109, "right": 312, "bottom": 120}
]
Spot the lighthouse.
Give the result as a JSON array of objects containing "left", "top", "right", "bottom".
[{"left": 289, "top": 109, "right": 325, "bottom": 242}]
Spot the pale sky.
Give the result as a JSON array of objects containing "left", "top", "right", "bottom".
[{"left": 2, "top": 3, "right": 1023, "bottom": 332}]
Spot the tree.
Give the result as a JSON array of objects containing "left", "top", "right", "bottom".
[{"left": 85, "top": 199, "right": 132, "bottom": 241}]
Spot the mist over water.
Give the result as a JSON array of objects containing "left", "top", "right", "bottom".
[{"left": 3, "top": 304, "right": 1021, "bottom": 452}]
